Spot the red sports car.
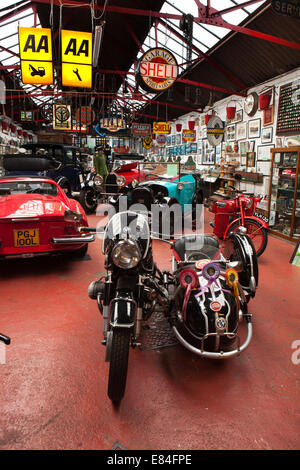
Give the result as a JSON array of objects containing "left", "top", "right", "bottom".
[{"left": 0, "top": 176, "right": 94, "bottom": 259}]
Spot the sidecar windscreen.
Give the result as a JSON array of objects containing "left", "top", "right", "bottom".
[
  {"left": 103, "top": 210, "right": 150, "bottom": 257},
  {"left": 173, "top": 234, "right": 220, "bottom": 262}
]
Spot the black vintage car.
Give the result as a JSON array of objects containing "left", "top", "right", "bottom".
[{"left": 3, "top": 142, "right": 98, "bottom": 213}]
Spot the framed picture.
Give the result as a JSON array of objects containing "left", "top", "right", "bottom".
[
  {"left": 197, "top": 141, "right": 203, "bottom": 165},
  {"left": 261, "top": 126, "right": 273, "bottom": 144},
  {"left": 201, "top": 115, "right": 206, "bottom": 126},
  {"left": 246, "top": 151, "right": 256, "bottom": 168},
  {"left": 226, "top": 124, "right": 236, "bottom": 141},
  {"left": 263, "top": 105, "right": 274, "bottom": 126},
  {"left": 257, "top": 144, "right": 275, "bottom": 161},
  {"left": 215, "top": 144, "right": 221, "bottom": 164},
  {"left": 257, "top": 161, "right": 271, "bottom": 176},
  {"left": 249, "top": 140, "right": 255, "bottom": 152},
  {"left": 202, "top": 139, "right": 215, "bottom": 164},
  {"left": 248, "top": 119, "right": 261, "bottom": 138},
  {"left": 234, "top": 109, "right": 243, "bottom": 123},
  {"left": 275, "top": 137, "right": 283, "bottom": 147},
  {"left": 239, "top": 141, "right": 249, "bottom": 156},
  {"left": 171, "top": 135, "right": 176, "bottom": 145},
  {"left": 236, "top": 121, "right": 247, "bottom": 140},
  {"left": 176, "top": 134, "right": 181, "bottom": 145}
]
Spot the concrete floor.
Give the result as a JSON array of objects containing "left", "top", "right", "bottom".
[{"left": 0, "top": 210, "right": 300, "bottom": 450}]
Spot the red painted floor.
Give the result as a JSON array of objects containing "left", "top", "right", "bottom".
[{"left": 0, "top": 209, "right": 300, "bottom": 450}]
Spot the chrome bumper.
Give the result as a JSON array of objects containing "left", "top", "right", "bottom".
[
  {"left": 51, "top": 234, "right": 95, "bottom": 245},
  {"left": 172, "top": 322, "right": 252, "bottom": 359}
]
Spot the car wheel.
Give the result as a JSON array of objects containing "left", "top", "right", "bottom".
[{"left": 79, "top": 188, "right": 97, "bottom": 214}]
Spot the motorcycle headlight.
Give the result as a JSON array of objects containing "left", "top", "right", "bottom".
[
  {"left": 94, "top": 174, "right": 103, "bottom": 187},
  {"left": 177, "top": 182, "right": 184, "bottom": 191},
  {"left": 131, "top": 179, "right": 138, "bottom": 188},
  {"left": 111, "top": 239, "right": 141, "bottom": 269},
  {"left": 117, "top": 175, "right": 126, "bottom": 187}
]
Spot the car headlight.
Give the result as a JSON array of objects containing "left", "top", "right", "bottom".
[
  {"left": 64, "top": 210, "right": 82, "bottom": 222},
  {"left": 111, "top": 239, "right": 141, "bottom": 269},
  {"left": 131, "top": 179, "right": 138, "bottom": 188},
  {"left": 177, "top": 182, "right": 184, "bottom": 190},
  {"left": 116, "top": 175, "right": 126, "bottom": 187}
]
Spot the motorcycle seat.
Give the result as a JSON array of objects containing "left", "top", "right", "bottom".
[{"left": 173, "top": 234, "right": 219, "bottom": 262}]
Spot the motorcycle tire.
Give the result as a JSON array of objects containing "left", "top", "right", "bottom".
[
  {"left": 79, "top": 188, "right": 97, "bottom": 214},
  {"left": 108, "top": 328, "right": 131, "bottom": 402},
  {"left": 228, "top": 218, "right": 268, "bottom": 257}
]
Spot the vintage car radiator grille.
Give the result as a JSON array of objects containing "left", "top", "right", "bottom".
[{"left": 105, "top": 173, "right": 118, "bottom": 194}]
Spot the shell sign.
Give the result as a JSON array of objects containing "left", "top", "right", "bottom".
[
  {"left": 136, "top": 48, "right": 178, "bottom": 93},
  {"left": 153, "top": 121, "right": 171, "bottom": 134}
]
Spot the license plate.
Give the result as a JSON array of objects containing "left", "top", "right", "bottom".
[
  {"left": 14, "top": 229, "right": 40, "bottom": 247},
  {"left": 254, "top": 212, "right": 269, "bottom": 223}
]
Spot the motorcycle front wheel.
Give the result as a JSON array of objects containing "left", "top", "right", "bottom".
[
  {"left": 228, "top": 218, "right": 268, "bottom": 257},
  {"left": 108, "top": 328, "right": 131, "bottom": 402}
]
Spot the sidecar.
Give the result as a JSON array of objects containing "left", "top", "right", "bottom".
[{"left": 168, "top": 233, "right": 258, "bottom": 359}]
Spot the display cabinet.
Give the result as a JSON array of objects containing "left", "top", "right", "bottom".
[{"left": 268, "top": 147, "right": 300, "bottom": 241}]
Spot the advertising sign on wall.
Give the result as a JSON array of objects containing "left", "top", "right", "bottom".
[
  {"left": 272, "top": 0, "right": 300, "bottom": 18},
  {"left": 182, "top": 129, "right": 196, "bottom": 142}
]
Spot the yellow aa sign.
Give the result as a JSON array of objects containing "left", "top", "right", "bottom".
[
  {"left": 21, "top": 61, "right": 53, "bottom": 85},
  {"left": 61, "top": 30, "right": 92, "bottom": 88},
  {"left": 19, "top": 27, "right": 52, "bottom": 61},
  {"left": 61, "top": 30, "right": 92, "bottom": 65},
  {"left": 62, "top": 63, "right": 92, "bottom": 88},
  {"left": 19, "top": 27, "right": 53, "bottom": 85}
]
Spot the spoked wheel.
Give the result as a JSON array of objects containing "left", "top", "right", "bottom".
[
  {"left": 79, "top": 188, "right": 97, "bottom": 214},
  {"left": 108, "top": 328, "right": 131, "bottom": 402},
  {"left": 229, "top": 218, "right": 268, "bottom": 257}
]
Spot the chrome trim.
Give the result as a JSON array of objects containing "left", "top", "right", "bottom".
[
  {"left": 11, "top": 218, "right": 40, "bottom": 222},
  {"left": 51, "top": 234, "right": 95, "bottom": 244},
  {"left": 172, "top": 322, "right": 252, "bottom": 359}
]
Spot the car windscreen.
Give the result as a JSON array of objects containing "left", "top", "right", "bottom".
[{"left": 0, "top": 181, "right": 58, "bottom": 196}]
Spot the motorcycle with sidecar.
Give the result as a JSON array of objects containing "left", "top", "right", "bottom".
[{"left": 83, "top": 186, "right": 258, "bottom": 401}]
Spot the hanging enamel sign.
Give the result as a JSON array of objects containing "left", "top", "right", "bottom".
[
  {"left": 53, "top": 104, "right": 72, "bottom": 130},
  {"left": 19, "top": 27, "right": 53, "bottom": 85},
  {"left": 61, "top": 30, "right": 92, "bottom": 88},
  {"left": 135, "top": 48, "right": 178, "bottom": 93},
  {"left": 206, "top": 116, "right": 225, "bottom": 146},
  {"left": 142, "top": 136, "right": 153, "bottom": 149},
  {"left": 153, "top": 121, "right": 171, "bottom": 134}
]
